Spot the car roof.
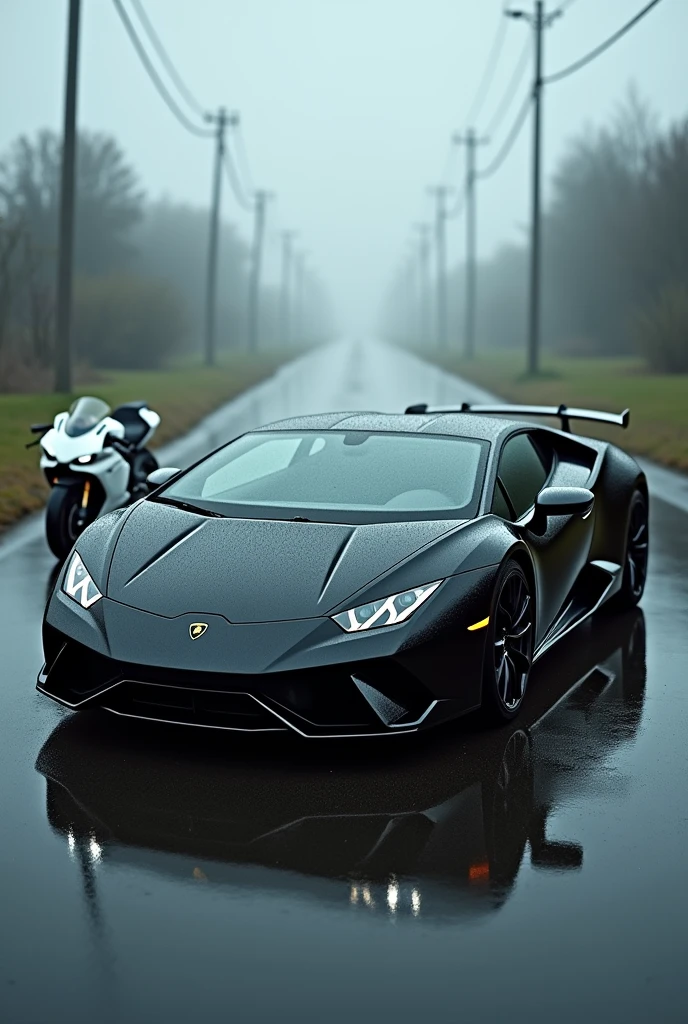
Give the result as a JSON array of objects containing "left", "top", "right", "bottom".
[{"left": 255, "top": 411, "right": 537, "bottom": 444}]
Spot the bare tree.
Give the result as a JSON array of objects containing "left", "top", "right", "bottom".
[
  {"left": 0, "top": 129, "right": 145, "bottom": 277},
  {"left": 0, "top": 216, "right": 23, "bottom": 351}
]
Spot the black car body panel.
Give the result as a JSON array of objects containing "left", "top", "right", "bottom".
[
  {"left": 39, "top": 408, "right": 647, "bottom": 736},
  {"left": 105, "top": 501, "right": 466, "bottom": 621}
]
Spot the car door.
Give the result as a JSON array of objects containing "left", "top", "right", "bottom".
[{"left": 492, "top": 431, "right": 595, "bottom": 646}]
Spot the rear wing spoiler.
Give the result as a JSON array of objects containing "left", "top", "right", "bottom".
[{"left": 404, "top": 402, "right": 630, "bottom": 433}]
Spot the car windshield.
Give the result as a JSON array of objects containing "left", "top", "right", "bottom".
[
  {"left": 64, "top": 397, "right": 111, "bottom": 438},
  {"left": 158, "top": 430, "right": 488, "bottom": 523}
]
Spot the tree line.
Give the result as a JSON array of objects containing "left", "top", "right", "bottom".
[
  {"left": 0, "top": 129, "right": 331, "bottom": 391},
  {"left": 384, "top": 89, "right": 688, "bottom": 373}
]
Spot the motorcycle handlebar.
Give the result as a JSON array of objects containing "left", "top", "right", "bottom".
[{"left": 104, "top": 434, "right": 133, "bottom": 457}]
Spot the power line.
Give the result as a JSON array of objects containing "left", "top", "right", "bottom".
[
  {"left": 128, "top": 0, "right": 207, "bottom": 118},
  {"left": 441, "top": 140, "right": 459, "bottom": 188},
  {"left": 442, "top": 3, "right": 523, "bottom": 190},
  {"left": 476, "top": 90, "right": 532, "bottom": 180},
  {"left": 112, "top": 0, "right": 212, "bottom": 137},
  {"left": 484, "top": 35, "right": 532, "bottom": 136},
  {"left": 545, "top": 0, "right": 664, "bottom": 84},
  {"left": 233, "top": 121, "right": 256, "bottom": 197},
  {"left": 464, "top": 8, "right": 510, "bottom": 126},
  {"left": 444, "top": 39, "right": 528, "bottom": 216},
  {"left": 446, "top": 188, "right": 466, "bottom": 220},
  {"left": 222, "top": 141, "right": 254, "bottom": 212}
]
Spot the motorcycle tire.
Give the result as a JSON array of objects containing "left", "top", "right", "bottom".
[{"left": 46, "top": 484, "right": 86, "bottom": 560}]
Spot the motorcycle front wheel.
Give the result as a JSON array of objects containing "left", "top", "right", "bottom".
[{"left": 46, "top": 483, "right": 94, "bottom": 560}]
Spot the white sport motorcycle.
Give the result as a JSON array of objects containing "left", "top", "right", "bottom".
[{"left": 28, "top": 396, "right": 160, "bottom": 559}]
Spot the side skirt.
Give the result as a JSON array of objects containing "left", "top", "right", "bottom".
[{"left": 534, "top": 559, "right": 622, "bottom": 662}]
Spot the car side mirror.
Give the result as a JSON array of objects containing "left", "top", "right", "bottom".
[
  {"left": 530, "top": 486, "right": 594, "bottom": 534},
  {"left": 146, "top": 467, "right": 180, "bottom": 488}
]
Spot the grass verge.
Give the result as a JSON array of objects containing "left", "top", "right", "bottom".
[
  {"left": 425, "top": 349, "right": 688, "bottom": 473},
  {"left": 0, "top": 351, "right": 289, "bottom": 533}
]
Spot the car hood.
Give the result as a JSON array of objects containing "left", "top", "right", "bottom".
[{"left": 106, "top": 500, "right": 462, "bottom": 622}]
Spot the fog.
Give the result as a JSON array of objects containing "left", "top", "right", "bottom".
[{"left": 2, "top": 0, "right": 687, "bottom": 334}]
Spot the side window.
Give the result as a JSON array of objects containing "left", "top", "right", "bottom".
[
  {"left": 496, "top": 433, "right": 549, "bottom": 520},
  {"left": 491, "top": 479, "right": 512, "bottom": 519}
]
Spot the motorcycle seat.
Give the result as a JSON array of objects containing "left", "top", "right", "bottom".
[{"left": 111, "top": 402, "right": 151, "bottom": 447}]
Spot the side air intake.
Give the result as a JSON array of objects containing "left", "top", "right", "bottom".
[{"left": 352, "top": 677, "right": 408, "bottom": 726}]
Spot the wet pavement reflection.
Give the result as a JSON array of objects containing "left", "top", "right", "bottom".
[
  {"left": 36, "top": 611, "right": 646, "bottom": 926},
  {"left": 2, "top": 343, "right": 688, "bottom": 1023}
]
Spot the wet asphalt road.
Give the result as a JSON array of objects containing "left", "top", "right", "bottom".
[{"left": 2, "top": 341, "right": 688, "bottom": 1024}]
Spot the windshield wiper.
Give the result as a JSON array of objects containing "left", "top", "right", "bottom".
[{"left": 155, "top": 496, "right": 225, "bottom": 519}]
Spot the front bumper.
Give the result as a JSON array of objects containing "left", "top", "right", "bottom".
[
  {"left": 37, "top": 638, "right": 458, "bottom": 737},
  {"left": 39, "top": 565, "right": 498, "bottom": 737}
]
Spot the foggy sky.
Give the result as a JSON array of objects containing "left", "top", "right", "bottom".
[{"left": 2, "top": 0, "right": 687, "bottom": 332}]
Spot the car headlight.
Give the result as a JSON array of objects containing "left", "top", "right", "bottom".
[
  {"left": 62, "top": 551, "right": 103, "bottom": 609},
  {"left": 332, "top": 580, "right": 443, "bottom": 633}
]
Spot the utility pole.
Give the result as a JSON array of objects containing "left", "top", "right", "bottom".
[
  {"left": 203, "top": 107, "right": 238, "bottom": 367},
  {"left": 413, "top": 223, "right": 432, "bottom": 345},
  {"left": 54, "top": 0, "right": 81, "bottom": 393},
  {"left": 247, "top": 189, "right": 272, "bottom": 352},
  {"left": 280, "top": 230, "right": 297, "bottom": 347},
  {"left": 453, "top": 129, "right": 489, "bottom": 359},
  {"left": 427, "top": 185, "right": 453, "bottom": 349},
  {"left": 404, "top": 255, "right": 416, "bottom": 346},
  {"left": 293, "top": 251, "right": 307, "bottom": 345},
  {"left": 507, "top": 2, "right": 562, "bottom": 375}
]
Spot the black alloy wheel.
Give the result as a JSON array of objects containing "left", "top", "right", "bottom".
[
  {"left": 616, "top": 491, "right": 649, "bottom": 608},
  {"left": 483, "top": 561, "right": 535, "bottom": 723}
]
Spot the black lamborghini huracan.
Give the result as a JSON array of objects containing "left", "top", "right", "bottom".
[{"left": 38, "top": 402, "right": 649, "bottom": 736}]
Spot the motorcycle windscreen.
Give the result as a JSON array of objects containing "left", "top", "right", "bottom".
[{"left": 64, "top": 397, "right": 111, "bottom": 438}]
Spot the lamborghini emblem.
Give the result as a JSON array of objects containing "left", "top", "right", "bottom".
[{"left": 189, "top": 622, "right": 209, "bottom": 640}]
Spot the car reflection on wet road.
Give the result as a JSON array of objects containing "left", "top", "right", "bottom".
[
  {"left": 3, "top": 344, "right": 688, "bottom": 1024},
  {"left": 38, "top": 611, "right": 645, "bottom": 924}
]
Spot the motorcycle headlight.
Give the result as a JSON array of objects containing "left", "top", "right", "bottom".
[
  {"left": 62, "top": 552, "right": 103, "bottom": 609},
  {"left": 332, "top": 580, "right": 443, "bottom": 633}
]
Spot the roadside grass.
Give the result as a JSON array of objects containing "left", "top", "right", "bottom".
[
  {"left": 426, "top": 349, "right": 688, "bottom": 472},
  {"left": 0, "top": 351, "right": 289, "bottom": 532}
]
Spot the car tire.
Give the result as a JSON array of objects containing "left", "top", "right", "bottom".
[
  {"left": 613, "top": 490, "right": 649, "bottom": 610},
  {"left": 482, "top": 559, "right": 535, "bottom": 724}
]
